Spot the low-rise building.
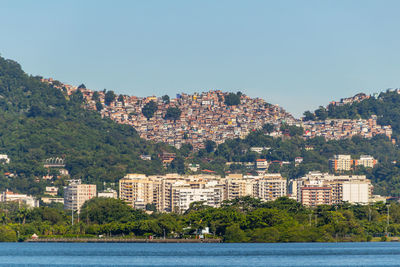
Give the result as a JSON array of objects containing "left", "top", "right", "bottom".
[
  {"left": 0, "top": 190, "right": 39, "bottom": 208},
  {"left": 354, "top": 155, "right": 378, "bottom": 168},
  {"left": 41, "top": 197, "right": 64, "bottom": 204},
  {"left": 98, "top": 188, "right": 118, "bottom": 199},
  {"left": 329, "top": 155, "right": 352, "bottom": 172},
  {"left": 45, "top": 186, "right": 58, "bottom": 196}
]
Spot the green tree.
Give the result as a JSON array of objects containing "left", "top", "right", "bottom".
[
  {"left": 162, "top": 95, "right": 170, "bottom": 104},
  {"left": 92, "top": 91, "right": 99, "bottom": 101},
  {"left": 95, "top": 101, "right": 103, "bottom": 111},
  {"left": 303, "top": 110, "right": 315, "bottom": 121},
  {"left": 80, "top": 198, "right": 147, "bottom": 224},
  {"left": 104, "top": 90, "right": 116, "bottom": 106},
  {"left": 224, "top": 92, "right": 241, "bottom": 106},
  {"left": 0, "top": 226, "right": 17, "bottom": 242},
  {"left": 205, "top": 140, "right": 216, "bottom": 153},
  {"left": 164, "top": 107, "right": 181, "bottom": 121},
  {"left": 224, "top": 224, "right": 247, "bottom": 242},
  {"left": 142, "top": 101, "right": 158, "bottom": 120}
]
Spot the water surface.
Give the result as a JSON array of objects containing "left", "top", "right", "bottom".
[{"left": 0, "top": 242, "right": 398, "bottom": 266}]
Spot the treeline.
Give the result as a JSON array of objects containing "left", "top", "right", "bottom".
[{"left": 0, "top": 197, "right": 397, "bottom": 243}]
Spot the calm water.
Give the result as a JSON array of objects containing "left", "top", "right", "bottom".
[{"left": 0, "top": 242, "right": 399, "bottom": 266}]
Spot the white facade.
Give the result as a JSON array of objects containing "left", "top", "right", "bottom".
[
  {"left": 171, "top": 187, "right": 223, "bottom": 213},
  {"left": 342, "top": 182, "right": 370, "bottom": 204},
  {"left": 255, "top": 175, "right": 287, "bottom": 202},
  {"left": 98, "top": 189, "right": 118, "bottom": 199},
  {"left": 0, "top": 154, "right": 10, "bottom": 164},
  {"left": 64, "top": 180, "right": 96, "bottom": 212},
  {"left": 0, "top": 190, "right": 39, "bottom": 208}
]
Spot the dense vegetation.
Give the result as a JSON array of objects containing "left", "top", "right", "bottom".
[
  {"left": 304, "top": 91, "right": 400, "bottom": 139},
  {"left": 0, "top": 56, "right": 175, "bottom": 196},
  {"left": 164, "top": 107, "right": 182, "bottom": 121},
  {"left": 0, "top": 197, "right": 397, "bottom": 243},
  {"left": 142, "top": 100, "right": 158, "bottom": 120},
  {"left": 186, "top": 126, "right": 400, "bottom": 195},
  {"left": 224, "top": 92, "right": 241, "bottom": 106}
]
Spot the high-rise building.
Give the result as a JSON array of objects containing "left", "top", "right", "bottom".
[
  {"left": 119, "top": 173, "right": 287, "bottom": 213},
  {"left": 64, "top": 180, "right": 96, "bottom": 212},
  {"left": 292, "top": 172, "right": 372, "bottom": 206},
  {"left": 300, "top": 186, "right": 332, "bottom": 207},
  {"left": 254, "top": 174, "right": 287, "bottom": 202},
  {"left": 119, "top": 174, "right": 160, "bottom": 209}
]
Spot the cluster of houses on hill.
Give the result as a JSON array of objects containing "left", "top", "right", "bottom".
[
  {"left": 41, "top": 78, "right": 297, "bottom": 149},
  {"left": 90, "top": 90, "right": 295, "bottom": 150},
  {"left": 41, "top": 78, "right": 395, "bottom": 147},
  {"left": 302, "top": 115, "right": 393, "bottom": 141}
]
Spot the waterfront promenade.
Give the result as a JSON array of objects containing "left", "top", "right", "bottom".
[{"left": 26, "top": 238, "right": 222, "bottom": 243}]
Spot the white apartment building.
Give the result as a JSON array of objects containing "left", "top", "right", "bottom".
[
  {"left": 98, "top": 188, "right": 118, "bottom": 199},
  {"left": 64, "top": 180, "right": 96, "bottom": 212},
  {"left": 119, "top": 173, "right": 287, "bottom": 213},
  {"left": 342, "top": 181, "right": 370, "bottom": 204},
  {"left": 171, "top": 186, "right": 223, "bottom": 213},
  {"left": 0, "top": 190, "right": 39, "bottom": 208},
  {"left": 354, "top": 155, "right": 377, "bottom": 168},
  {"left": 255, "top": 174, "right": 287, "bottom": 202},
  {"left": 292, "top": 172, "right": 372, "bottom": 206}
]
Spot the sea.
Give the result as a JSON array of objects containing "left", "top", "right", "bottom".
[{"left": 0, "top": 242, "right": 398, "bottom": 266}]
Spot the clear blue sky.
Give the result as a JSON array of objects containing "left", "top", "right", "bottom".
[{"left": 1, "top": 0, "right": 400, "bottom": 117}]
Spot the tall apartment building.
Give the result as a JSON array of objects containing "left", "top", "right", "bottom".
[
  {"left": 64, "top": 180, "right": 96, "bottom": 212},
  {"left": 170, "top": 184, "right": 223, "bottom": 213},
  {"left": 301, "top": 187, "right": 332, "bottom": 207},
  {"left": 329, "top": 155, "right": 352, "bottom": 171},
  {"left": 254, "top": 174, "right": 287, "bottom": 202},
  {"left": 292, "top": 172, "right": 372, "bottom": 206},
  {"left": 223, "top": 174, "right": 255, "bottom": 200},
  {"left": 119, "top": 174, "right": 160, "bottom": 209},
  {"left": 119, "top": 173, "right": 287, "bottom": 213}
]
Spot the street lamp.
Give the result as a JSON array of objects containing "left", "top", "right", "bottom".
[{"left": 386, "top": 204, "right": 390, "bottom": 237}]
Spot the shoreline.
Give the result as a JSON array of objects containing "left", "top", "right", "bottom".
[{"left": 25, "top": 238, "right": 222, "bottom": 243}]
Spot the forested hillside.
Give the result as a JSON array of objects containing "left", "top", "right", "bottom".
[
  {"left": 188, "top": 126, "right": 400, "bottom": 196},
  {"left": 0, "top": 56, "right": 174, "bottom": 195},
  {"left": 304, "top": 91, "right": 400, "bottom": 139}
]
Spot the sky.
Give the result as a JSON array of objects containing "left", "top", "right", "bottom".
[{"left": 1, "top": 0, "right": 400, "bottom": 117}]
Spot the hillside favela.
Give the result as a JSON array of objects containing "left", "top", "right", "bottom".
[{"left": 0, "top": 54, "right": 400, "bottom": 248}]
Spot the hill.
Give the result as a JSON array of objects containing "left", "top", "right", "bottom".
[
  {"left": 304, "top": 90, "right": 400, "bottom": 140},
  {"left": 0, "top": 56, "right": 174, "bottom": 196},
  {"left": 41, "top": 78, "right": 296, "bottom": 150},
  {"left": 2, "top": 55, "right": 400, "bottom": 198}
]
